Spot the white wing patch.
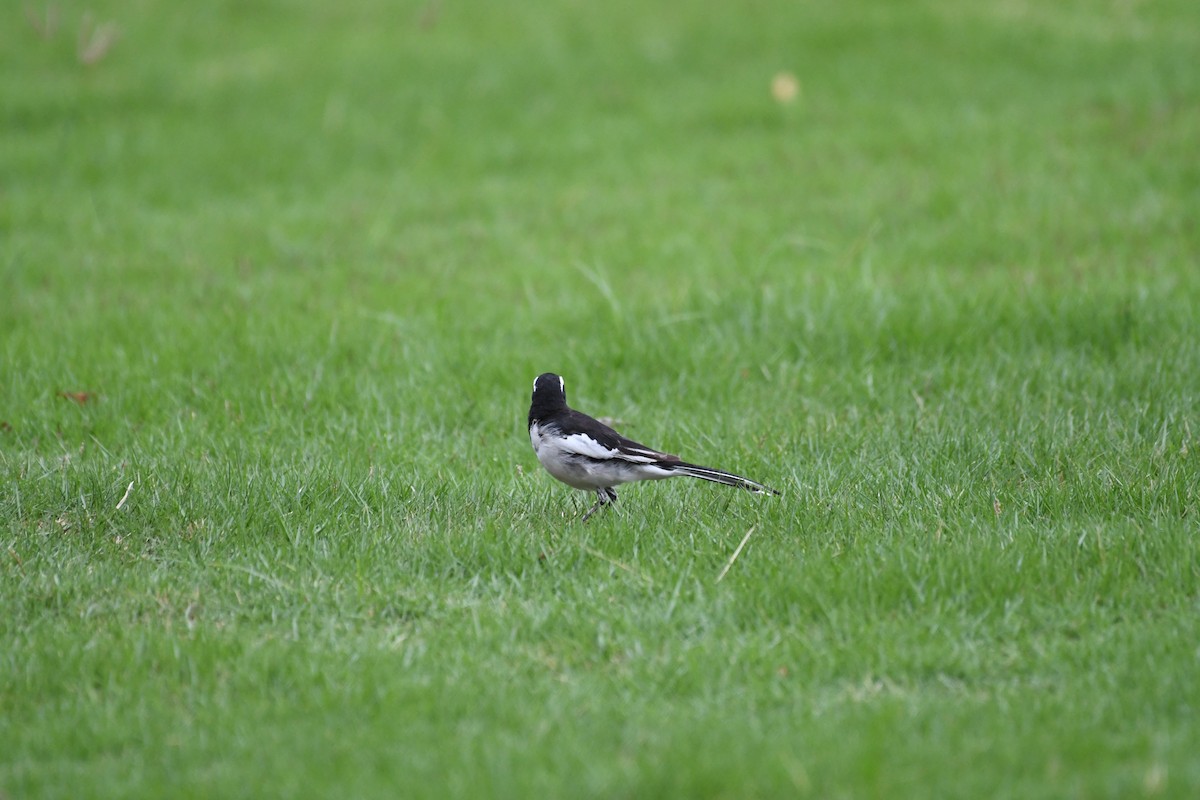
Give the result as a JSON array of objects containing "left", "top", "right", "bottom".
[{"left": 559, "top": 433, "right": 659, "bottom": 463}]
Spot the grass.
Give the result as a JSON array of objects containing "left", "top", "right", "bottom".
[{"left": 3, "top": 0, "right": 1199, "bottom": 797}]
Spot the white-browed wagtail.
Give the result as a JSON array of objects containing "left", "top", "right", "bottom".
[{"left": 528, "top": 372, "right": 780, "bottom": 520}]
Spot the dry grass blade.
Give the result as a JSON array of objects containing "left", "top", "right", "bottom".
[
  {"left": 25, "top": 2, "right": 60, "bottom": 38},
  {"left": 77, "top": 13, "right": 120, "bottom": 66},
  {"left": 716, "top": 525, "right": 757, "bottom": 583},
  {"left": 115, "top": 481, "right": 134, "bottom": 510},
  {"left": 581, "top": 544, "right": 653, "bottom": 587}
]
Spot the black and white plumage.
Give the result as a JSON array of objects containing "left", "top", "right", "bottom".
[{"left": 527, "top": 372, "right": 780, "bottom": 520}]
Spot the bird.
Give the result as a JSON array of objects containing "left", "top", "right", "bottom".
[{"left": 527, "top": 372, "right": 780, "bottom": 520}]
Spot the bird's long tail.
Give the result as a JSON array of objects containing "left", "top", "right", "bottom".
[{"left": 669, "top": 462, "right": 781, "bottom": 496}]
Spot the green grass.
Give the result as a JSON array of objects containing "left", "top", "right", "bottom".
[{"left": 3, "top": 0, "right": 1199, "bottom": 797}]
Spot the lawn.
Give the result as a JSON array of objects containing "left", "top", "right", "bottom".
[{"left": 3, "top": 0, "right": 1199, "bottom": 797}]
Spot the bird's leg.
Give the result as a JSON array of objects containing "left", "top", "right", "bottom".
[
  {"left": 582, "top": 487, "right": 617, "bottom": 522},
  {"left": 582, "top": 491, "right": 606, "bottom": 521}
]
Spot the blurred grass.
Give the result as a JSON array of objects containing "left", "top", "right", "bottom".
[{"left": 3, "top": 0, "right": 1199, "bottom": 797}]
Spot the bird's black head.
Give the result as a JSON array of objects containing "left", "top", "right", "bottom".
[{"left": 529, "top": 372, "right": 568, "bottom": 424}]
